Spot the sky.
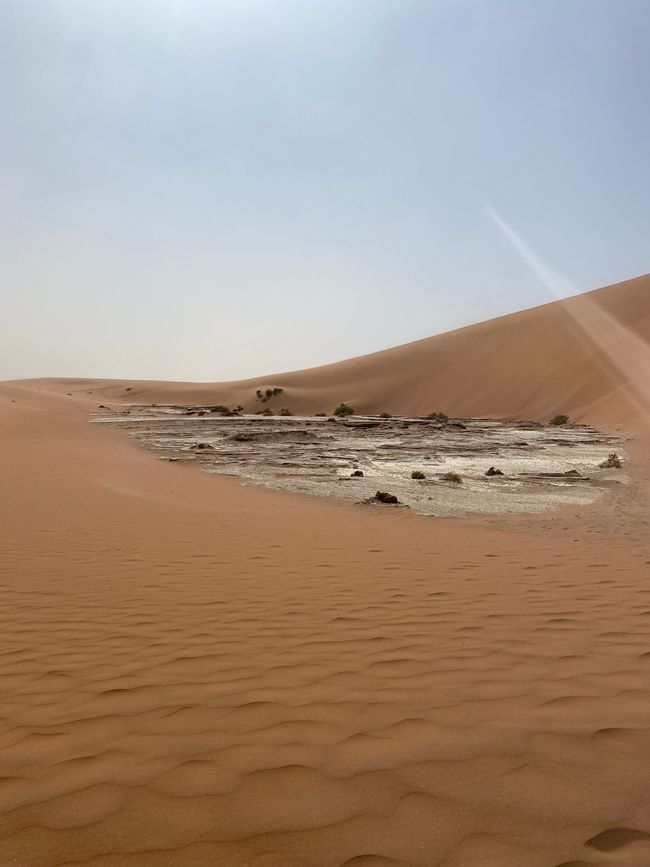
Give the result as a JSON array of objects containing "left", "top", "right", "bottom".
[{"left": 1, "top": 0, "right": 649, "bottom": 381}]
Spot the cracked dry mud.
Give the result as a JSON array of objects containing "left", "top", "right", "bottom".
[{"left": 93, "top": 407, "right": 626, "bottom": 516}]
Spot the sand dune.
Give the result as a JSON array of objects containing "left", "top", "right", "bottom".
[
  {"left": 22, "top": 273, "right": 650, "bottom": 429},
  {"left": 2, "top": 276, "right": 650, "bottom": 866}
]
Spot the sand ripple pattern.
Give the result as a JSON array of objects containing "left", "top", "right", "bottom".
[
  {"left": 2, "top": 521, "right": 650, "bottom": 867},
  {"left": 1, "top": 388, "right": 650, "bottom": 866}
]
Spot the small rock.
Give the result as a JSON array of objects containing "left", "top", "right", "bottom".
[{"left": 373, "top": 491, "right": 399, "bottom": 504}]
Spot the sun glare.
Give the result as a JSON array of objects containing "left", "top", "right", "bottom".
[{"left": 488, "top": 206, "right": 650, "bottom": 422}]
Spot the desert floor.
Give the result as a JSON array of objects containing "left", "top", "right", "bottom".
[{"left": 1, "top": 380, "right": 649, "bottom": 867}]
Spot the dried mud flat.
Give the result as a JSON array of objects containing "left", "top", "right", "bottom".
[{"left": 94, "top": 406, "right": 626, "bottom": 516}]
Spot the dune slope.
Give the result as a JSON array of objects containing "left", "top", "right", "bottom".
[
  {"left": 2, "top": 276, "right": 650, "bottom": 866},
  {"left": 23, "top": 273, "right": 650, "bottom": 428},
  {"left": 1, "top": 381, "right": 650, "bottom": 867}
]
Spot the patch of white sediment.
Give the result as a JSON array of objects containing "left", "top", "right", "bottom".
[{"left": 93, "top": 409, "right": 627, "bottom": 517}]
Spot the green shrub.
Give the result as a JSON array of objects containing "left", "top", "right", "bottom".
[
  {"left": 334, "top": 403, "right": 354, "bottom": 417},
  {"left": 550, "top": 414, "right": 569, "bottom": 426},
  {"left": 411, "top": 470, "right": 426, "bottom": 479}
]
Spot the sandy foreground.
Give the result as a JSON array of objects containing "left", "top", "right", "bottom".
[
  {"left": 2, "top": 277, "right": 650, "bottom": 866},
  {"left": 0, "top": 377, "right": 649, "bottom": 867}
]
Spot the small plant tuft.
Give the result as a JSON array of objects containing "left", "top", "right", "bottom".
[
  {"left": 550, "top": 414, "right": 569, "bottom": 426},
  {"left": 599, "top": 452, "right": 622, "bottom": 469},
  {"left": 256, "top": 386, "right": 284, "bottom": 403},
  {"left": 440, "top": 471, "right": 462, "bottom": 483},
  {"left": 379, "top": 412, "right": 392, "bottom": 418},
  {"left": 411, "top": 470, "right": 426, "bottom": 479},
  {"left": 334, "top": 403, "right": 354, "bottom": 417},
  {"left": 427, "top": 412, "right": 448, "bottom": 422},
  {"left": 278, "top": 408, "right": 293, "bottom": 416},
  {"left": 351, "top": 469, "right": 364, "bottom": 477}
]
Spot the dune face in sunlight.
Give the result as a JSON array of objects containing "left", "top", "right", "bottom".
[
  {"left": 2, "top": 277, "right": 650, "bottom": 867},
  {"left": 488, "top": 210, "right": 650, "bottom": 425},
  {"left": 28, "top": 273, "right": 650, "bottom": 429}
]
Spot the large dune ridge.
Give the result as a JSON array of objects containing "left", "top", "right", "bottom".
[
  {"left": 1, "top": 275, "right": 650, "bottom": 866},
  {"left": 22, "top": 272, "right": 650, "bottom": 429}
]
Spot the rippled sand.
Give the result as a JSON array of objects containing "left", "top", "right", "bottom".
[{"left": 1, "top": 380, "right": 649, "bottom": 867}]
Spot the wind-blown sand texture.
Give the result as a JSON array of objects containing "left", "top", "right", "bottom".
[{"left": 1, "top": 275, "right": 650, "bottom": 866}]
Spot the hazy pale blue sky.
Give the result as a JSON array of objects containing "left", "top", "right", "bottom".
[{"left": 2, "top": 0, "right": 649, "bottom": 380}]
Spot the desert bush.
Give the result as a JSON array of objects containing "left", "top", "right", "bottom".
[
  {"left": 380, "top": 412, "right": 392, "bottom": 418},
  {"left": 411, "top": 470, "right": 426, "bottom": 479},
  {"left": 351, "top": 470, "right": 364, "bottom": 477},
  {"left": 315, "top": 412, "right": 326, "bottom": 417},
  {"left": 279, "top": 408, "right": 294, "bottom": 416},
  {"left": 427, "top": 412, "right": 448, "bottom": 422},
  {"left": 599, "top": 452, "right": 622, "bottom": 469},
  {"left": 257, "top": 386, "right": 285, "bottom": 400},
  {"left": 334, "top": 403, "right": 354, "bottom": 417},
  {"left": 549, "top": 414, "right": 569, "bottom": 426},
  {"left": 485, "top": 466, "right": 504, "bottom": 476},
  {"left": 441, "top": 471, "right": 462, "bottom": 483}
]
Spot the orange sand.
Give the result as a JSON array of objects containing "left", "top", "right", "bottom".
[
  {"left": 26, "top": 272, "right": 650, "bottom": 429},
  {"left": 1, "top": 276, "right": 649, "bottom": 866}
]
